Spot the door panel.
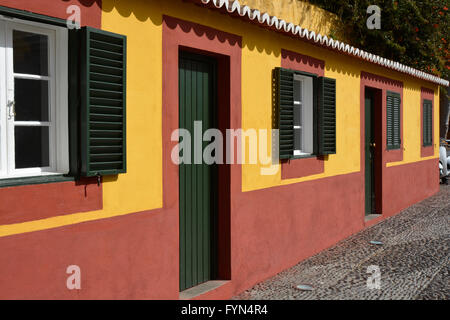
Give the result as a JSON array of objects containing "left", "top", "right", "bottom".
[
  {"left": 179, "top": 51, "right": 217, "bottom": 291},
  {"left": 365, "top": 89, "right": 376, "bottom": 215}
]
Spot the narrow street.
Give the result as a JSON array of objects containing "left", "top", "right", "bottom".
[{"left": 235, "top": 185, "right": 450, "bottom": 300}]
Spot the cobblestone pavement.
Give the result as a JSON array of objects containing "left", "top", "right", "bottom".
[{"left": 234, "top": 185, "right": 450, "bottom": 300}]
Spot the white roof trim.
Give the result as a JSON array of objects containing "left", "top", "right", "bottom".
[{"left": 196, "top": 0, "right": 449, "bottom": 86}]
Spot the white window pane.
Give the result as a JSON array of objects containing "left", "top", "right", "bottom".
[
  {"left": 13, "top": 30, "right": 48, "bottom": 76},
  {"left": 14, "top": 78, "right": 49, "bottom": 121},
  {"left": 302, "top": 76, "right": 314, "bottom": 154},
  {"left": 14, "top": 126, "right": 49, "bottom": 168},
  {"left": 293, "top": 75, "right": 314, "bottom": 155}
]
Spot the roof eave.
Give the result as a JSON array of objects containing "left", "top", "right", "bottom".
[{"left": 189, "top": 0, "right": 449, "bottom": 87}]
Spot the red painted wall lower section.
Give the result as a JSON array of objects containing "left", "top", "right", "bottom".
[
  {"left": 382, "top": 159, "right": 439, "bottom": 217},
  {"left": 0, "top": 178, "right": 102, "bottom": 225},
  {"left": 229, "top": 172, "right": 364, "bottom": 294},
  {"left": 0, "top": 208, "right": 178, "bottom": 300},
  {"left": 0, "top": 159, "right": 438, "bottom": 299}
]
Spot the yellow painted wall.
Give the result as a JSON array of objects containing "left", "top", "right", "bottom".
[{"left": 0, "top": 0, "right": 440, "bottom": 237}]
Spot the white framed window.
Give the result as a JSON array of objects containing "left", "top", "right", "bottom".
[
  {"left": 293, "top": 74, "right": 314, "bottom": 156},
  {"left": 0, "top": 16, "right": 68, "bottom": 179}
]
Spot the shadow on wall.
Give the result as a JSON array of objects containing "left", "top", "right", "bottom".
[
  {"left": 361, "top": 72, "right": 403, "bottom": 90},
  {"left": 0, "top": 0, "right": 101, "bottom": 14},
  {"left": 164, "top": 15, "right": 242, "bottom": 49},
  {"left": 239, "top": 0, "right": 346, "bottom": 41},
  {"left": 97, "top": 1, "right": 417, "bottom": 90},
  {"left": 101, "top": 0, "right": 162, "bottom": 26},
  {"left": 361, "top": 70, "right": 426, "bottom": 98},
  {"left": 55, "top": 0, "right": 423, "bottom": 89},
  {"left": 61, "top": 0, "right": 101, "bottom": 7},
  {"left": 97, "top": 0, "right": 364, "bottom": 81},
  {"left": 281, "top": 49, "right": 325, "bottom": 71},
  {"left": 95, "top": 0, "right": 329, "bottom": 58}
]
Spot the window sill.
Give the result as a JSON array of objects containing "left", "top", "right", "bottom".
[
  {"left": 386, "top": 147, "right": 401, "bottom": 151},
  {"left": 289, "top": 154, "right": 316, "bottom": 160},
  {"left": 179, "top": 280, "right": 230, "bottom": 300},
  {"left": 0, "top": 174, "right": 75, "bottom": 188}
]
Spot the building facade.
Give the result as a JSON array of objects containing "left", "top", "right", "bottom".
[{"left": 0, "top": 0, "right": 447, "bottom": 299}]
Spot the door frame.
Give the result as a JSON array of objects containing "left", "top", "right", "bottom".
[
  {"left": 162, "top": 16, "right": 242, "bottom": 295},
  {"left": 363, "top": 86, "right": 383, "bottom": 217},
  {"left": 360, "top": 72, "right": 404, "bottom": 220},
  {"left": 178, "top": 49, "right": 219, "bottom": 291}
]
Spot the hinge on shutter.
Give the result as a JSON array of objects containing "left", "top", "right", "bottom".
[{"left": 97, "top": 174, "right": 101, "bottom": 186}]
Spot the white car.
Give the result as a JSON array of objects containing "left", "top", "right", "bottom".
[{"left": 440, "top": 138, "right": 450, "bottom": 184}]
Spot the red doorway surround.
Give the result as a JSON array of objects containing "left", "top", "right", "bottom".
[
  {"left": 162, "top": 15, "right": 242, "bottom": 288},
  {"left": 360, "top": 72, "right": 404, "bottom": 164}
]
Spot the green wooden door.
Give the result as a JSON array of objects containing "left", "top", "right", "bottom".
[
  {"left": 179, "top": 52, "right": 218, "bottom": 291},
  {"left": 365, "top": 89, "right": 376, "bottom": 215}
]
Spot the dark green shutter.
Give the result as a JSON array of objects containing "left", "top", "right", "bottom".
[
  {"left": 275, "top": 68, "right": 295, "bottom": 159},
  {"left": 423, "top": 100, "right": 428, "bottom": 146},
  {"left": 80, "top": 27, "right": 127, "bottom": 177},
  {"left": 423, "top": 99, "right": 433, "bottom": 146},
  {"left": 386, "top": 92, "right": 401, "bottom": 150},
  {"left": 386, "top": 94, "right": 393, "bottom": 148},
  {"left": 317, "top": 77, "right": 336, "bottom": 155}
]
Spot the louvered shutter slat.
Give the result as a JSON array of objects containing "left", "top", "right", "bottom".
[
  {"left": 81, "top": 27, "right": 127, "bottom": 176},
  {"left": 386, "top": 92, "right": 401, "bottom": 150}
]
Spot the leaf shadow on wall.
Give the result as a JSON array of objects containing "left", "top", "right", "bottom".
[
  {"left": 61, "top": 0, "right": 101, "bottom": 7},
  {"left": 100, "top": 0, "right": 163, "bottom": 27}
]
